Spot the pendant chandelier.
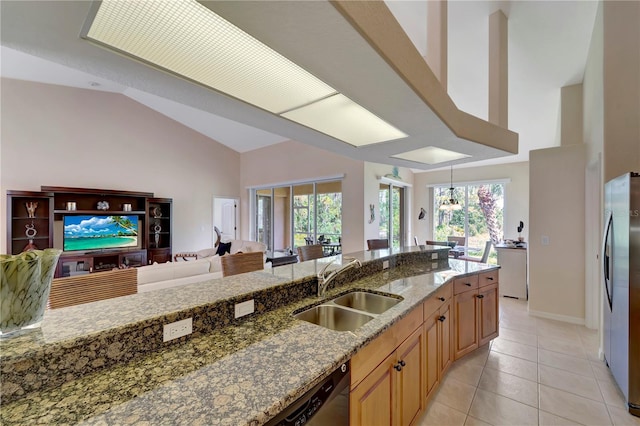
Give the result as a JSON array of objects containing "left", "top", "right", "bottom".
[{"left": 440, "top": 166, "right": 462, "bottom": 211}]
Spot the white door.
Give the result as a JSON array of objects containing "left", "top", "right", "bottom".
[{"left": 213, "top": 197, "right": 239, "bottom": 241}]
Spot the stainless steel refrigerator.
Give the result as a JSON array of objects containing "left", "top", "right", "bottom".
[{"left": 603, "top": 172, "right": 639, "bottom": 417}]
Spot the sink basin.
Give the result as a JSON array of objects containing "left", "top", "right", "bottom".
[
  {"left": 332, "top": 291, "right": 402, "bottom": 314},
  {"left": 294, "top": 305, "right": 375, "bottom": 332}
]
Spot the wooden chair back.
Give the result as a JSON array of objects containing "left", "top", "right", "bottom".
[
  {"left": 297, "top": 244, "right": 325, "bottom": 262},
  {"left": 221, "top": 251, "right": 264, "bottom": 277},
  {"left": 447, "top": 236, "right": 466, "bottom": 247},
  {"left": 49, "top": 268, "right": 137, "bottom": 309},
  {"left": 366, "top": 239, "right": 389, "bottom": 250}
]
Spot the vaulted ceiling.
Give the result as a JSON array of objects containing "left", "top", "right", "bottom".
[{"left": 0, "top": 1, "right": 597, "bottom": 170}]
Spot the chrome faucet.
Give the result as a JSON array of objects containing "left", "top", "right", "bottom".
[{"left": 317, "top": 257, "right": 362, "bottom": 297}]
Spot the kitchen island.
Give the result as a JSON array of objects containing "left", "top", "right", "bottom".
[{"left": 0, "top": 246, "right": 498, "bottom": 425}]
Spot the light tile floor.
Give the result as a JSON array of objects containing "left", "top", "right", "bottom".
[{"left": 417, "top": 297, "right": 640, "bottom": 426}]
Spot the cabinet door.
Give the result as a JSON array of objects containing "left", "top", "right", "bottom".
[
  {"left": 350, "top": 354, "right": 394, "bottom": 426},
  {"left": 478, "top": 283, "right": 499, "bottom": 346},
  {"left": 396, "top": 327, "right": 425, "bottom": 426},
  {"left": 454, "top": 289, "right": 479, "bottom": 360},
  {"left": 439, "top": 299, "right": 453, "bottom": 376},
  {"left": 424, "top": 310, "right": 440, "bottom": 402}
]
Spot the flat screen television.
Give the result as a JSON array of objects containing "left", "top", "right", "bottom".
[{"left": 63, "top": 215, "right": 139, "bottom": 252}]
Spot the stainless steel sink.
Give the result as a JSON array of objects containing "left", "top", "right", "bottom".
[
  {"left": 294, "top": 305, "right": 375, "bottom": 332},
  {"left": 331, "top": 291, "right": 402, "bottom": 314}
]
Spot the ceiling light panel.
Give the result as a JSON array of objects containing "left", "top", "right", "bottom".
[
  {"left": 392, "top": 146, "right": 470, "bottom": 164},
  {"left": 281, "top": 94, "right": 408, "bottom": 146},
  {"left": 83, "top": 0, "right": 336, "bottom": 114}
]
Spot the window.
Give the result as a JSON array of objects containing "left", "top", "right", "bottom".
[
  {"left": 252, "top": 179, "right": 342, "bottom": 254},
  {"left": 433, "top": 182, "right": 504, "bottom": 264}
]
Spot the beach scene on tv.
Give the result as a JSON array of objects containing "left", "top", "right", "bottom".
[{"left": 63, "top": 215, "right": 139, "bottom": 251}]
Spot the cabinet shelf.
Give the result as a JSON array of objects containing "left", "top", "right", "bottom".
[
  {"left": 54, "top": 210, "right": 146, "bottom": 215},
  {"left": 12, "top": 216, "right": 50, "bottom": 220},
  {"left": 11, "top": 236, "right": 51, "bottom": 241}
]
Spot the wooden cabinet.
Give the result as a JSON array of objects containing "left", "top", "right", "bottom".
[
  {"left": 350, "top": 269, "right": 499, "bottom": 425},
  {"left": 453, "top": 271, "right": 499, "bottom": 360},
  {"left": 56, "top": 249, "right": 147, "bottom": 277},
  {"left": 424, "top": 285, "right": 453, "bottom": 403},
  {"left": 6, "top": 191, "right": 54, "bottom": 254},
  {"left": 350, "top": 326, "right": 424, "bottom": 426},
  {"left": 7, "top": 186, "right": 172, "bottom": 273},
  {"left": 350, "top": 307, "right": 424, "bottom": 426}
]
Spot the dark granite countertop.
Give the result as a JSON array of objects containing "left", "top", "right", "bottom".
[{"left": 0, "top": 247, "right": 498, "bottom": 425}]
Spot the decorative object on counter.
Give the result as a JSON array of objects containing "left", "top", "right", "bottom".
[
  {"left": 66, "top": 201, "right": 77, "bottom": 211},
  {"left": 153, "top": 223, "right": 161, "bottom": 248},
  {"left": 23, "top": 222, "right": 38, "bottom": 252},
  {"left": 97, "top": 200, "right": 110, "bottom": 211},
  {"left": 0, "top": 248, "right": 62, "bottom": 336},
  {"left": 25, "top": 201, "right": 38, "bottom": 218},
  {"left": 122, "top": 203, "right": 132, "bottom": 212},
  {"left": 517, "top": 220, "right": 524, "bottom": 241},
  {"left": 368, "top": 203, "right": 375, "bottom": 223},
  {"left": 418, "top": 207, "right": 427, "bottom": 220},
  {"left": 152, "top": 206, "right": 162, "bottom": 218},
  {"left": 440, "top": 165, "right": 462, "bottom": 211}
]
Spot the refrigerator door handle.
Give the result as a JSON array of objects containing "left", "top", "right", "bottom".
[{"left": 603, "top": 211, "right": 614, "bottom": 311}]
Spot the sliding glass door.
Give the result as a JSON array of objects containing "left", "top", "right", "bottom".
[
  {"left": 379, "top": 183, "right": 405, "bottom": 249},
  {"left": 253, "top": 179, "right": 342, "bottom": 254}
]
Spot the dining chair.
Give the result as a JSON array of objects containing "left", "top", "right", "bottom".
[
  {"left": 447, "top": 236, "right": 466, "bottom": 247},
  {"left": 221, "top": 251, "right": 265, "bottom": 277},
  {"left": 459, "top": 241, "right": 493, "bottom": 263},
  {"left": 297, "top": 244, "right": 325, "bottom": 262},
  {"left": 366, "top": 239, "right": 389, "bottom": 250}
]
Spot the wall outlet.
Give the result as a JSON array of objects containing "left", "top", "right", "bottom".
[
  {"left": 431, "top": 253, "right": 438, "bottom": 260},
  {"left": 382, "top": 260, "right": 390, "bottom": 270},
  {"left": 163, "top": 318, "right": 192, "bottom": 342},
  {"left": 235, "top": 299, "right": 255, "bottom": 319},
  {"left": 541, "top": 235, "right": 550, "bottom": 246}
]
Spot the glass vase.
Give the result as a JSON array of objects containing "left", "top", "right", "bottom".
[{"left": 0, "top": 248, "right": 62, "bottom": 336}]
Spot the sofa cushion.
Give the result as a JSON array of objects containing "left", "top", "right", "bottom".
[{"left": 137, "top": 258, "right": 211, "bottom": 285}]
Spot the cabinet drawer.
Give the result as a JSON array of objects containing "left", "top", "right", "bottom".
[
  {"left": 453, "top": 275, "right": 479, "bottom": 294},
  {"left": 351, "top": 307, "right": 423, "bottom": 388},
  {"left": 478, "top": 269, "right": 499, "bottom": 288},
  {"left": 423, "top": 283, "right": 452, "bottom": 317}
]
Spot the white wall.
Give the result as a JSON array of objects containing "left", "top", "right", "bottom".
[
  {"left": 412, "top": 162, "right": 529, "bottom": 245},
  {"left": 0, "top": 78, "right": 241, "bottom": 254},
  {"left": 529, "top": 144, "right": 586, "bottom": 323}
]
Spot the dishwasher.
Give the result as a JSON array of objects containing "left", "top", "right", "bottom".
[{"left": 265, "top": 362, "right": 349, "bottom": 426}]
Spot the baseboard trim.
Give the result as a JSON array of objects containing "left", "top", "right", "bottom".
[{"left": 527, "top": 308, "right": 585, "bottom": 325}]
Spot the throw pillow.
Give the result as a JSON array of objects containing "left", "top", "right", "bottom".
[{"left": 215, "top": 241, "right": 232, "bottom": 257}]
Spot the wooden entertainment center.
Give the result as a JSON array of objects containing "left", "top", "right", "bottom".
[{"left": 6, "top": 186, "right": 172, "bottom": 277}]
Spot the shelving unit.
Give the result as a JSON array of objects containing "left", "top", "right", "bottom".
[
  {"left": 6, "top": 190, "right": 54, "bottom": 255},
  {"left": 146, "top": 198, "right": 172, "bottom": 264},
  {"left": 6, "top": 186, "right": 173, "bottom": 277}
]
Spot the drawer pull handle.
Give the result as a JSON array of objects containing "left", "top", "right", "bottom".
[
  {"left": 394, "top": 363, "right": 403, "bottom": 372},
  {"left": 465, "top": 283, "right": 472, "bottom": 286},
  {"left": 486, "top": 277, "right": 494, "bottom": 281},
  {"left": 438, "top": 316, "right": 446, "bottom": 322},
  {"left": 399, "top": 360, "right": 406, "bottom": 367},
  {"left": 477, "top": 294, "right": 485, "bottom": 299},
  {"left": 438, "top": 297, "right": 445, "bottom": 302}
]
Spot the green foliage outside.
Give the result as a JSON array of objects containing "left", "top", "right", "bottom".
[
  {"left": 293, "top": 193, "right": 342, "bottom": 247},
  {"left": 433, "top": 184, "right": 504, "bottom": 264}
]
